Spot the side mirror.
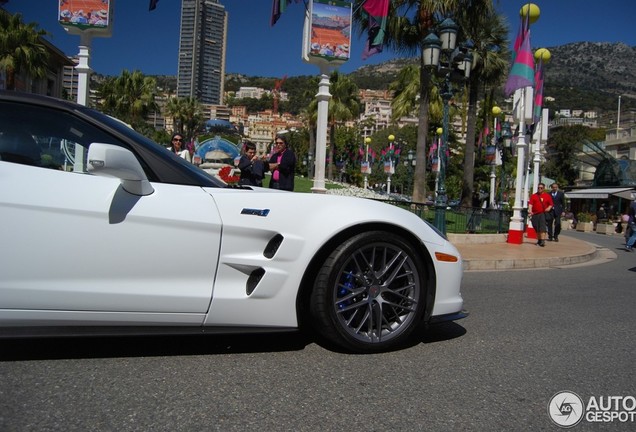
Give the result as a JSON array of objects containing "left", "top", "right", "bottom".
[{"left": 87, "top": 143, "right": 154, "bottom": 196}]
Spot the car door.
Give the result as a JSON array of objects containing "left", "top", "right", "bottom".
[{"left": 0, "top": 100, "right": 221, "bottom": 324}]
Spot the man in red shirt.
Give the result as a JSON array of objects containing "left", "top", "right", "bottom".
[{"left": 528, "top": 183, "right": 554, "bottom": 247}]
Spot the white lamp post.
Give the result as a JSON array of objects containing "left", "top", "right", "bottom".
[
  {"left": 507, "top": 3, "right": 540, "bottom": 244},
  {"left": 362, "top": 137, "right": 371, "bottom": 189},
  {"left": 311, "top": 68, "right": 331, "bottom": 193},
  {"left": 434, "top": 127, "right": 443, "bottom": 196},
  {"left": 386, "top": 134, "right": 395, "bottom": 193},
  {"left": 490, "top": 106, "right": 502, "bottom": 208},
  {"left": 532, "top": 48, "right": 551, "bottom": 195}
]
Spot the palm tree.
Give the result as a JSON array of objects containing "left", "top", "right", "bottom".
[
  {"left": 354, "top": 0, "right": 494, "bottom": 203},
  {"left": 306, "top": 72, "right": 359, "bottom": 180},
  {"left": 298, "top": 76, "right": 320, "bottom": 177},
  {"left": 165, "top": 96, "right": 186, "bottom": 135},
  {"left": 0, "top": 10, "right": 49, "bottom": 91},
  {"left": 180, "top": 97, "right": 204, "bottom": 141},
  {"left": 327, "top": 71, "right": 360, "bottom": 179},
  {"left": 164, "top": 96, "right": 204, "bottom": 141},
  {"left": 98, "top": 70, "right": 158, "bottom": 128},
  {"left": 455, "top": 9, "right": 509, "bottom": 206},
  {"left": 388, "top": 64, "right": 420, "bottom": 120}
]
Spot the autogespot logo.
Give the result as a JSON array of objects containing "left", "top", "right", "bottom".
[{"left": 548, "top": 391, "right": 584, "bottom": 428}]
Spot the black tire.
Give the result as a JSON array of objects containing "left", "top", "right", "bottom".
[{"left": 310, "top": 231, "right": 428, "bottom": 353}]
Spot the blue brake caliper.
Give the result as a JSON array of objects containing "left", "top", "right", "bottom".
[{"left": 337, "top": 271, "right": 354, "bottom": 310}]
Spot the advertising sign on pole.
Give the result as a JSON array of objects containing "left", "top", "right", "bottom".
[
  {"left": 59, "top": 0, "right": 113, "bottom": 37},
  {"left": 302, "top": 0, "right": 352, "bottom": 67}
]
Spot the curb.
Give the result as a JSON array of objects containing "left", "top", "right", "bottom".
[{"left": 450, "top": 234, "right": 602, "bottom": 271}]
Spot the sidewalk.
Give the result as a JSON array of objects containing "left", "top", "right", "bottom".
[{"left": 449, "top": 233, "right": 614, "bottom": 271}]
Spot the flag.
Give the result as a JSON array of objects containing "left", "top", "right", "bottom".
[
  {"left": 503, "top": 19, "right": 534, "bottom": 96},
  {"left": 428, "top": 139, "right": 438, "bottom": 160},
  {"left": 271, "top": 0, "right": 300, "bottom": 27},
  {"left": 361, "top": 0, "right": 390, "bottom": 60},
  {"left": 149, "top": 0, "right": 159, "bottom": 11},
  {"left": 532, "top": 57, "right": 545, "bottom": 124}
]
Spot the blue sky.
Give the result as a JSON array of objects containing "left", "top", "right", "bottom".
[{"left": 4, "top": 1, "right": 635, "bottom": 78}]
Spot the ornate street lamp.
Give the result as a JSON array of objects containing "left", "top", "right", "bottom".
[{"left": 424, "top": 17, "right": 473, "bottom": 234}]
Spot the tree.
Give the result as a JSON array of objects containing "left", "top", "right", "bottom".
[
  {"left": 306, "top": 73, "right": 359, "bottom": 180},
  {"left": 354, "top": 0, "right": 495, "bottom": 204},
  {"left": 326, "top": 71, "right": 360, "bottom": 179},
  {"left": 98, "top": 70, "right": 158, "bottom": 129},
  {"left": 164, "top": 96, "right": 204, "bottom": 141},
  {"left": 543, "top": 125, "right": 606, "bottom": 187},
  {"left": 0, "top": 10, "right": 49, "bottom": 90},
  {"left": 455, "top": 9, "right": 509, "bottom": 206}
]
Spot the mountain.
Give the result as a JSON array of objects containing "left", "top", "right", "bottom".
[
  {"left": 143, "top": 42, "right": 635, "bottom": 116},
  {"left": 347, "top": 42, "right": 636, "bottom": 112},
  {"left": 547, "top": 42, "right": 635, "bottom": 97}
]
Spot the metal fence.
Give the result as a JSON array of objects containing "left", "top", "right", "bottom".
[{"left": 378, "top": 200, "right": 516, "bottom": 234}]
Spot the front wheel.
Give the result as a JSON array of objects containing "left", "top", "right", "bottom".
[{"left": 310, "top": 231, "right": 428, "bottom": 353}]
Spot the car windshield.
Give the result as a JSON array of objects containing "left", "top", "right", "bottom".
[{"left": 80, "top": 106, "right": 225, "bottom": 187}]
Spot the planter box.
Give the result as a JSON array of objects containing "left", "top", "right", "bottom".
[
  {"left": 561, "top": 220, "right": 573, "bottom": 231},
  {"left": 576, "top": 221, "right": 594, "bottom": 232},
  {"left": 596, "top": 223, "right": 616, "bottom": 235}
]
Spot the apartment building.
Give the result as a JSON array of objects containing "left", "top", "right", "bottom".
[{"left": 177, "top": 0, "right": 227, "bottom": 105}]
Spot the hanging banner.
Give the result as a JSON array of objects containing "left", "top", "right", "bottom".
[
  {"left": 431, "top": 157, "right": 439, "bottom": 173},
  {"left": 383, "top": 161, "right": 394, "bottom": 174},
  {"left": 485, "top": 145, "right": 497, "bottom": 165},
  {"left": 361, "top": 161, "right": 371, "bottom": 174},
  {"left": 302, "top": 0, "right": 352, "bottom": 66}
]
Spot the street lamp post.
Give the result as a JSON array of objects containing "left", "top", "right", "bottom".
[
  {"left": 406, "top": 149, "right": 416, "bottom": 195},
  {"left": 497, "top": 121, "right": 514, "bottom": 232},
  {"left": 423, "top": 18, "right": 473, "bottom": 234},
  {"left": 489, "top": 106, "right": 502, "bottom": 208},
  {"left": 385, "top": 134, "right": 396, "bottom": 193},
  {"left": 433, "top": 127, "right": 443, "bottom": 196},
  {"left": 307, "top": 151, "right": 314, "bottom": 180},
  {"left": 498, "top": 121, "right": 514, "bottom": 204},
  {"left": 507, "top": 3, "right": 541, "bottom": 243},
  {"left": 362, "top": 137, "right": 371, "bottom": 189}
]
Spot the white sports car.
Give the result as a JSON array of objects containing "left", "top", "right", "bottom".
[{"left": 0, "top": 91, "right": 465, "bottom": 353}]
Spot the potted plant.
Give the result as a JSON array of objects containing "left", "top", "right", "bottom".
[
  {"left": 576, "top": 212, "right": 594, "bottom": 232},
  {"left": 595, "top": 219, "right": 616, "bottom": 235}
]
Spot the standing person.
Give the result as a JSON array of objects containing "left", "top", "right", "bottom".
[
  {"left": 237, "top": 141, "right": 266, "bottom": 187},
  {"left": 625, "top": 201, "right": 636, "bottom": 251},
  {"left": 528, "top": 183, "right": 554, "bottom": 247},
  {"left": 547, "top": 182, "right": 565, "bottom": 242},
  {"left": 268, "top": 134, "right": 296, "bottom": 191},
  {"left": 168, "top": 133, "right": 191, "bottom": 162}
]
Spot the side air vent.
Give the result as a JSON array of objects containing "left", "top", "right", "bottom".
[
  {"left": 246, "top": 268, "right": 265, "bottom": 296},
  {"left": 263, "top": 234, "right": 284, "bottom": 259}
]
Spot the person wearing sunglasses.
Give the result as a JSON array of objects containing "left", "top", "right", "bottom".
[
  {"left": 528, "top": 183, "right": 554, "bottom": 247},
  {"left": 267, "top": 134, "right": 296, "bottom": 191},
  {"left": 168, "top": 133, "right": 191, "bottom": 162}
]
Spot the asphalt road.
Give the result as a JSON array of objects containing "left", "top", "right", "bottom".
[{"left": 1, "top": 231, "right": 634, "bottom": 431}]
